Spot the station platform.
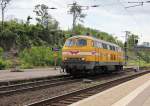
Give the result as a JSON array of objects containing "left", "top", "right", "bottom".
[
  {"left": 70, "top": 73, "right": 150, "bottom": 106},
  {"left": 0, "top": 68, "right": 66, "bottom": 82}
]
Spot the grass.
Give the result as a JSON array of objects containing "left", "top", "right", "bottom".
[{"left": 127, "top": 59, "right": 150, "bottom": 67}]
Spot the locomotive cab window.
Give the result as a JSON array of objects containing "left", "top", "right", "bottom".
[
  {"left": 65, "top": 39, "right": 75, "bottom": 47},
  {"left": 102, "top": 43, "right": 108, "bottom": 49},
  {"left": 98, "top": 42, "right": 102, "bottom": 48},
  {"left": 76, "top": 39, "right": 87, "bottom": 46},
  {"left": 94, "top": 41, "right": 98, "bottom": 48},
  {"left": 109, "top": 45, "right": 113, "bottom": 50},
  {"left": 112, "top": 46, "right": 116, "bottom": 51}
]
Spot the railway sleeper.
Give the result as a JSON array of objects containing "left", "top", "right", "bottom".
[
  {"left": 71, "top": 96, "right": 83, "bottom": 99},
  {"left": 75, "top": 95, "right": 88, "bottom": 98},
  {"left": 83, "top": 92, "right": 94, "bottom": 96},
  {"left": 87, "top": 90, "right": 98, "bottom": 93},
  {"left": 58, "top": 100, "right": 74, "bottom": 104},
  {"left": 65, "top": 98, "right": 79, "bottom": 102},
  {"left": 51, "top": 103, "right": 67, "bottom": 106}
]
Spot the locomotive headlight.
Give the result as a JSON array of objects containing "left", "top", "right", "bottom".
[
  {"left": 64, "top": 57, "right": 67, "bottom": 60},
  {"left": 81, "top": 58, "right": 85, "bottom": 61}
]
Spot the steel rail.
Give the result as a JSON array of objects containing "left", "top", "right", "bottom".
[
  {"left": 0, "top": 76, "right": 80, "bottom": 96},
  {"left": 26, "top": 70, "right": 150, "bottom": 106},
  {"left": 0, "top": 75, "right": 69, "bottom": 86},
  {"left": 0, "top": 76, "right": 72, "bottom": 91}
]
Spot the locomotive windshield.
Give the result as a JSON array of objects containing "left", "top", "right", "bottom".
[
  {"left": 65, "top": 39, "right": 75, "bottom": 46},
  {"left": 76, "top": 39, "right": 87, "bottom": 46},
  {"left": 65, "top": 38, "right": 87, "bottom": 47}
]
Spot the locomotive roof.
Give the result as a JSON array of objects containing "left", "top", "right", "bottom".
[{"left": 68, "top": 35, "right": 120, "bottom": 48}]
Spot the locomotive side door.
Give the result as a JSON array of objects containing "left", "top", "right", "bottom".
[
  {"left": 98, "top": 42, "right": 101, "bottom": 64},
  {"left": 92, "top": 40, "right": 96, "bottom": 66},
  {"left": 94, "top": 41, "right": 99, "bottom": 65}
]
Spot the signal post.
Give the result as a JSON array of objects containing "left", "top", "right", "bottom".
[{"left": 52, "top": 48, "right": 59, "bottom": 70}]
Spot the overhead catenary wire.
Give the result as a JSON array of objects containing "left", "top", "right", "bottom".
[
  {"left": 125, "top": 0, "right": 150, "bottom": 42},
  {"left": 116, "top": 0, "right": 143, "bottom": 34},
  {"left": 92, "top": 0, "right": 142, "bottom": 36},
  {"left": 126, "top": 0, "right": 150, "bottom": 8}
]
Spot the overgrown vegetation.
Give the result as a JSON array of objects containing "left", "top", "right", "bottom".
[
  {"left": 0, "top": 47, "right": 12, "bottom": 69},
  {"left": 0, "top": 20, "right": 123, "bottom": 69},
  {"left": 19, "top": 47, "right": 62, "bottom": 69}
]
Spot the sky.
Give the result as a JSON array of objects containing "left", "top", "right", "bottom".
[{"left": 1, "top": 0, "right": 150, "bottom": 43}]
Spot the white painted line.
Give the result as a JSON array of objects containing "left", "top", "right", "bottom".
[
  {"left": 69, "top": 74, "right": 150, "bottom": 106},
  {"left": 69, "top": 77, "right": 141, "bottom": 106},
  {"left": 112, "top": 80, "right": 150, "bottom": 106}
]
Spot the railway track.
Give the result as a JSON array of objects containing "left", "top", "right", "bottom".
[
  {"left": 0, "top": 75, "right": 80, "bottom": 96},
  {"left": 0, "top": 69, "right": 131, "bottom": 97},
  {"left": 26, "top": 70, "right": 150, "bottom": 106},
  {"left": 0, "top": 74, "right": 70, "bottom": 86}
]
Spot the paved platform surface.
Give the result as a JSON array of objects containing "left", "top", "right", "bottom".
[
  {"left": 143, "top": 96, "right": 150, "bottom": 106},
  {"left": 70, "top": 73, "right": 150, "bottom": 106},
  {"left": 0, "top": 68, "right": 66, "bottom": 82}
]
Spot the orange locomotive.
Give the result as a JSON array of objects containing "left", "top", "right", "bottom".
[{"left": 61, "top": 35, "right": 124, "bottom": 75}]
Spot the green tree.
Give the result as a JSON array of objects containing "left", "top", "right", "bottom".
[
  {"left": 127, "top": 34, "right": 139, "bottom": 49},
  {"left": 0, "top": 0, "right": 11, "bottom": 32},
  {"left": 68, "top": 2, "right": 86, "bottom": 31},
  {"left": 0, "top": 28, "right": 17, "bottom": 51},
  {"left": 33, "top": 4, "right": 49, "bottom": 27}
]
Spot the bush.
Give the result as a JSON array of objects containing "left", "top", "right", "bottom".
[
  {"left": 0, "top": 59, "right": 13, "bottom": 70},
  {"left": 0, "top": 47, "right": 3, "bottom": 57},
  {"left": 19, "top": 46, "right": 62, "bottom": 68},
  {"left": 4, "top": 60, "right": 13, "bottom": 68},
  {"left": 20, "top": 62, "right": 33, "bottom": 69},
  {"left": 0, "top": 59, "right": 6, "bottom": 70},
  {"left": 0, "top": 48, "right": 6, "bottom": 70}
]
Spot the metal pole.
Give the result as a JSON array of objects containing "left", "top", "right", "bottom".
[
  {"left": 125, "top": 31, "right": 131, "bottom": 65},
  {"left": 72, "top": 10, "right": 76, "bottom": 32},
  {"left": 138, "top": 56, "right": 140, "bottom": 68},
  {"left": 54, "top": 57, "right": 57, "bottom": 70},
  {"left": 72, "top": 2, "right": 77, "bottom": 33},
  {"left": 124, "top": 31, "right": 129, "bottom": 65},
  {"left": 1, "top": 7, "right": 4, "bottom": 32}
]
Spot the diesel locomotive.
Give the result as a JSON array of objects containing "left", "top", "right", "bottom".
[{"left": 61, "top": 35, "right": 124, "bottom": 75}]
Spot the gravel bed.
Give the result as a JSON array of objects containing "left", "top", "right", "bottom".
[{"left": 0, "top": 71, "right": 146, "bottom": 106}]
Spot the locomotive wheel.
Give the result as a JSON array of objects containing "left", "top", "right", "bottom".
[
  {"left": 115, "top": 65, "right": 123, "bottom": 71},
  {"left": 103, "top": 66, "right": 112, "bottom": 74},
  {"left": 65, "top": 68, "right": 70, "bottom": 73}
]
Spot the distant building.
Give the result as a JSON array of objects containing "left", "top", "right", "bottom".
[{"left": 142, "top": 42, "right": 150, "bottom": 47}]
